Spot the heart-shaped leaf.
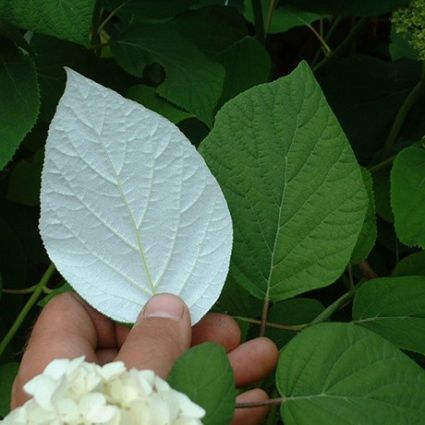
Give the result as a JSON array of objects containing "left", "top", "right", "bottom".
[
  {"left": 39, "top": 69, "right": 233, "bottom": 324},
  {"left": 277, "top": 323, "right": 425, "bottom": 425}
]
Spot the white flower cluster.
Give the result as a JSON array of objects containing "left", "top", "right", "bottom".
[{"left": 1, "top": 357, "right": 205, "bottom": 425}]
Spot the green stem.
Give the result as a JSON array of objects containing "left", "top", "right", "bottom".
[
  {"left": 383, "top": 61, "right": 425, "bottom": 156},
  {"left": 313, "top": 17, "right": 367, "bottom": 73},
  {"left": 309, "top": 290, "right": 355, "bottom": 325},
  {"left": 251, "top": 0, "right": 265, "bottom": 43},
  {"left": 265, "top": 0, "right": 277, "bottom": 35},
  {"left": 306, "top": 21, "right": 332, "bottom": 56},
  {"left": 234, "top": 316, "right": 306, "bottom": 331},
  {"left": 368, "top": 154, "right": 396, "bottom": 174},
  {"left": 311, "top": 16, "right": 342, "bottom": 65},
  {"left": 3, "top": 284, "right": 39, "bottom": 295},
  {"left": 97, "top": 0, "right": 129, "bottom": 34},
  {"left": 0, "top": 264, "right": 56, "bottom": 359}
]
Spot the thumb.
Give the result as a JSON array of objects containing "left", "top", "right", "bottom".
[{"left": 115, "top": 293, "right": 191, "bottom": 378}]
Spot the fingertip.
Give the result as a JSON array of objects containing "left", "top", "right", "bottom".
[
  {"left": 232, "top": 388, "right": 270, "bottom": 425},
  {"left": 116, "top": 294, "right": 191, "bottom": 377},
  {"left": 192, "top": 313, "right": 241, "bottom": 351},
  {"left": 229, "top": 337, "right": 279, "bottom": 387}
]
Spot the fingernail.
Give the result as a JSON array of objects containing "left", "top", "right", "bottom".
[{"left": 141, "top": 294, "right": 185, "bottom": 321}]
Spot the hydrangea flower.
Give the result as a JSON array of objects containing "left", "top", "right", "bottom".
[
  {"left": 1, "top": 357, "right": 205, "bottom": 425},
  {"left": 393, "top": 0, "right": 425, "bottom": 60}
]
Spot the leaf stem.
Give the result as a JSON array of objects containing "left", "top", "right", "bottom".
[
  {"left": 251, "top": 0, "right": 265, "bottom": 43},
  {"left": 265, "top": 0, "right": 277, "bottom": 35},
  {"left": 305, "top": 21, "right": 332, "bottom": 56},
  {"left": 236, "top": 397, "right": 285, "bottom": 409},
  {"left": 383, "top": 61, "right": 425, "bottom": 156},
  {"left": 234, "top": 316, "right": 306, "bottom": 331},
  {"left": 309, "top": 290, "right": 355, "bottom": 325},
  {"left": 313, "top": 17, "right": 367, "bottom": 73},
  {"left": 358, "top": 261, "right": 378, "bottom": 280},
  {"left": 97, "top": 0, "right": 129, "bottom": 34},
  {"left": 311, "top": 16, "right": 342, "bottom": 65},
  {"left": 0, "top": 263, "right": 56, "bottom": 359},
  {"left": 368, "top": 154, "right": 396, "bottom": 174},
  {"left": 3, "top": 284, "right": 39, "bottom": 295}
]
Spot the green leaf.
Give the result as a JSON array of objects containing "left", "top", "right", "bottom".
[
  {"left": 244, "top": 2, "right": 327, "bottom": 34},
  {"left": 0, "top": 0, "right": 96, "bottom": 45},
  {"left": 126, "top": 84, "right": 193, "bottom": 124},
  {"left": 391, "top": 146, "right": 425, "bottom": 248},
  {"left": 216, "top": 36, "right": 271, "bottom": 106},
  {"left": 170, "top": 7, "right": 271, "bottom": 106},
  {"left": 393, "top": 250, "right": 425, "bottom": 276},
  {"left": 171, "top": 5, "right": 248, "bottom": 56},
  {"left": 168, "top": 343, "right": 235, "bottom": 425},
  {"left": 200, "top": 61, "right": 367, "bottom": 301},
  {"left": 30, "top": 34, "right": 135, "bottom": 123},
  {"left": 266, "top": 298, "right": 324, "bottom": 349},
  {"left": 351, "top": 168, "right": 377, "bottom": 264},
  {"left": 0, "top": 37, "right": 39, "bottom": 170},
  {"left": 102, "top": 0, "right": 195, "bottom": 24},
  {"left": 6, "top": 149, "right": 43, "bottom": 206},
  {"left": 277, "top": 322, "right": 425, "bottom": 425},
  {"left": 353, "top": 276, "right": 425, "bottom": 355},
  {"left": 0, "top": 362, "right": 19, "bottom": 417},
  {"left": 111, "top": 23, "right": 224, "bottom": 127},
  {"left": 283, "top": 0, "right": 411, "bottom": 16}
]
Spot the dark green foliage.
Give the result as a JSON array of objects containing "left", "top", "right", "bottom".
[{"left": 1, "top": 1, "right": 425, "bottom": 424}]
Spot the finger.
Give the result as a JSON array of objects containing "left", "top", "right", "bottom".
[
  {"left": 232, "top": 389, "right": 270, "bottom": 425},
  {"left": 228, "top": 337, "right": 278, "bottom": 387},
  {"left": 192, "top": 313, "right": 240, "bottom": 352},
  {"left": 12, "top": 292, "right": 99, "bottom": 407},
  {"left": 115, "top": 294, "right": 191, "bottom": 378}
]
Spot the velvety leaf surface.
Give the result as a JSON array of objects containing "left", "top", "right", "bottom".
[
  {"left": 200, "top": 61, "right": 367, "bottom": 301},
  {"left": 0, "top": 0, "right": 95, "bottom": 45},
  {"left": 39, "top": 70, "right": 232, "bottom": 324},
  {"left": 0, "top": 37, "right": 39, "bottom": 170},
  {"left": 351, "top": 168, "right": 377, "bottom": 264},
  {"left": 277, "top": 322, "right": 425, "bottom": 425},
  {"left": 353, "top": 276, "right": 425, "bottom": 354},
  {"left": 111, "top": 23, "right": 224, "bottom": 127},
  {"left": 168, "top": 343, "right": 235, "bottom": 425},
  {"left": 393, "top": 251, "right": 425, "bottom": 276},
  {"left": 391, "top": 146, "right": 425, "bottom": 248}
]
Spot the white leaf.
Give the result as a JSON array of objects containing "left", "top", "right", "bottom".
[{"left": 39, "top": 69, "right": 233, "bottom": 324}]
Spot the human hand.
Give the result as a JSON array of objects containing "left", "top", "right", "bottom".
[{"left": 12, "top": 292, "right": 278, "bottom": 425}]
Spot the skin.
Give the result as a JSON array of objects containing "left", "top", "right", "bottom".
[{"left": 12, "top": 292, "right": 279, "bottom": 425}]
